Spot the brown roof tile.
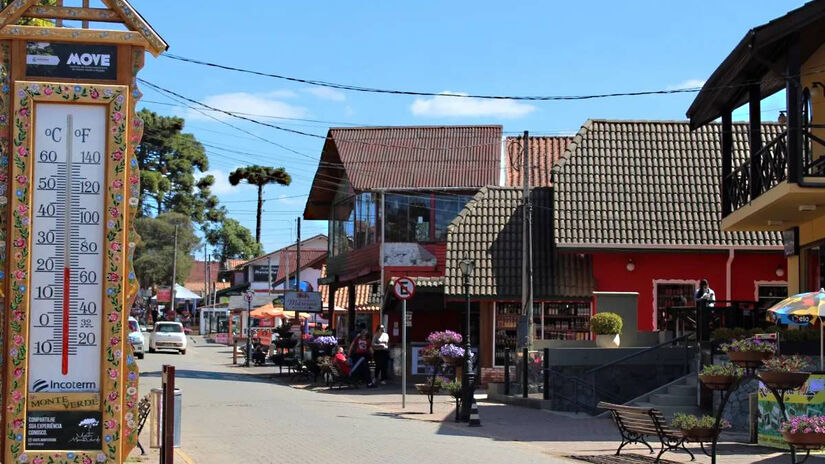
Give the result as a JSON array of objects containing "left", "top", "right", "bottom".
[
  {"left": 505, "top": 136, "right": 572, "bottom": 187},
  {"left": 552, "top": 119, "right": 783, "bottom": 248}
]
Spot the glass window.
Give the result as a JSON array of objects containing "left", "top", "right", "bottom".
[
  {"left": 655, "top": 283, "right": 696, "bottom": 331},
  {"left": 541, "top": 302, "right": 592, "bottom": 341},
  {"left": 384, "top": 193, "right": 470, "bottom": 243},
  {"left": 385, "top": 194, "right": 409, "bottom": 242},
  {"left": 330, "top": 196, "right": 355, "bottom": 256},
  {"left": 494, "top": 302, "right": 520, "bottom": 366},
  {"left": 758, "top": 285, "right": 788, "bottom": 310},
  {"left": 434, "top": 194, "right": 473, "bottom": 241}
]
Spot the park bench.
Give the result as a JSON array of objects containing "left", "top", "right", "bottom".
[
  {"left": 136, "top": 394, "right": 151, "bottom": 455},
  {"left": 598, "top": 402, "right": 694, "bottom": 463}
]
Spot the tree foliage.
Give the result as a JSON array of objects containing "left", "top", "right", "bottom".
[
  {"left": 136, "top": 109, "right": 221, "bottom": 224},
  {"left": 133, "top": 213, "right": 200, "bottom": 288},
  {"left": 206, "top": 218, "right": 263, "bottom": 264},
  {"left": 228, "top": 165, "right": 291, "bottom": 243},
  {"left": 1, "top": 0, "right": 56, "bottom": 27}
]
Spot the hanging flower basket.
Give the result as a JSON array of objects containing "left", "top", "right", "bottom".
[
  {"left": 699, "top": 374, "right": 735, "bottom": 391},
  {"left": 683, "top": 427, "right": 718, "bottom": 443},
  {"left": 758, "top": 371, "right": 810, "bottom": 390},
  {"left": 780, "top": 415, "right": 825, "bottom": 448},
  {"left": 781, "top": 431, "right": 825, "bottom": 448},
  {"left": 727, "top": 350, "right": 773, "bottom": 367},
  {"left": 442, "top": 355, "right": 463, "bottom": 367}
]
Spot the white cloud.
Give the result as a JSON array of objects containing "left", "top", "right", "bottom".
[
  {"left": 197, "top": 169, "right": 239, "bottom": 195},
  {"left": 410, "top": 91, "right": 536, "bottom": 118},
  {"left": 666, "top": 79, "right": 706, "bottom": 91},
  {"left": 303, "top": 87, "right": 346, "bottom": 102},
  {"left": 188, "top": 91, "right": 307, "bottom": 121}
]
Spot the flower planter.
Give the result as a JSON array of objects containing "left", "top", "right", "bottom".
[
  {"left": 595, "top": 334, "right": 620, "bottom": 348},
  {"left": 683, "top": 427, "right": 718, "bottom": 443},
  {"left": 442, "top": 356, "right": 464, "bottom": 367},
  {"left": 422, "top": 354, "right": 441, "bottom": 366},
  {"left": 699, "top": 374, "right": 735, "bottom": 390},
  {"left": 415, "top": 383, "right": 441, "bottom": 395},
  {"left": 781, "top": 430, "right": 825, "bottom": 448},
  {"left": 758, "top": 371, "right": 810, "bottom": 390},
  {"left": 727, "top": 350, "right": 772, "bottom": 367}
]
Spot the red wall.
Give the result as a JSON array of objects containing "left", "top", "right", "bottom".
[{"left": 590, "top": 250, "right": 786, "bottom": 331}]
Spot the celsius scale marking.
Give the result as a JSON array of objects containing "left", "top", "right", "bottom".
[{"left": 28, "top": 103, "right": 106, "bottom": 394}]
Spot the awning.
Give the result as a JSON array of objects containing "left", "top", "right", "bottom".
[
  {"left": 250, "top": 303, "right": 283, "bottom": 319},
  {"left": 152, "top": 284, "right": 202, "bottom": 300}
]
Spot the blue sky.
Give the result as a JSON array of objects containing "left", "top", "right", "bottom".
[{"left": 131, "top": 0, "right": 801, "bottom": 253}]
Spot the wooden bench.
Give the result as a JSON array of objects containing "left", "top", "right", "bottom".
[{"left": 598, "top": 402, "right": 694, "bottom": 462}]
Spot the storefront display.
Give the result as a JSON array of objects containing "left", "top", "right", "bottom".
[
  {"left": 494, "top": 303, "right": 520, "bottom": 365},
  {"left": 495, "top": 300, "right": 593, "bottom": 364}
]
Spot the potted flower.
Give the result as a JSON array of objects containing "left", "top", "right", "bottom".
[
  {"left": 781, "top": 415, "right": 825, "bottom": 447},
  {"left": 590, "top": 312, "right": 623, "bottom": 348},
  {"left": 311, "top": 335, "right": 338, "bottom": 356},
  {"left": 699, "top": 363, "right": 741, "bottom": 390},
  {"left": 440, "top": 344, "right": 466, "bottom": 366},
  {"left": 427, "top": 330, "right": 462, "bottom": 349},
  {"left": 419, "top": 345, "right": 441, "bottom": 365},
  {"left": 672, "top": 413, "right": 731, "bottom": 442},
  {"left": 758, "top": 355, "right": 810, "bottom": 390},
  {"left": 721, "top": 338, "right": 776, "bottom": 367}
]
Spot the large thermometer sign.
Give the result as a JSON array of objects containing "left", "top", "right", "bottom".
[
  {"left": 29, "top": 104, "right": 105, "bottom": 393},
  {"left": 6, "top": 82, "right": 135, "bottom": 460}
]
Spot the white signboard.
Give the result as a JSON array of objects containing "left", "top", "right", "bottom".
[
  {"left": 28, "top": 103, "right": 106, "bottom": 393},
  {"left": 284, "top": 291, "right": 323, "bottom": 313}
]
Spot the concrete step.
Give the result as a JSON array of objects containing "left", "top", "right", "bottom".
[
  {"left": 649, "top": 393, "right": 696, "bottom": 407},
  {"left": 635, "top": 402, "right": 701, "bottom": 422},
  {"left": 668, "top": 384, "right": 696, "bottom": 396},
  {"left": 683, "top": 375, "right": 697, "bottom": 386}
]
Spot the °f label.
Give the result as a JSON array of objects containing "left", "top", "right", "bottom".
[{"left": 28, "top": 103, "right": 105, "bottom": 394}]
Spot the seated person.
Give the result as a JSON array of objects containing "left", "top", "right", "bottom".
[{"left": 332, "top": 347, "right": 351, "bottom": 376}]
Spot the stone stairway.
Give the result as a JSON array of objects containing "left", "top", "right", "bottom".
[{"left": 631, "top": 374, "right": 701, "bottom": 420}]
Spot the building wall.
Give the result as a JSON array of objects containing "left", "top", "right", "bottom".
[
  {"left": 802, "top": 42, "right": 825, "bottom": 159},
  {"left": 589, "top": 250, "right": 786, "bottom": 331}
]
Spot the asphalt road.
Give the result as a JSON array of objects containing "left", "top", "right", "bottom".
[{"left": 136, "top": 337, "right": 568, "bottom": 464}]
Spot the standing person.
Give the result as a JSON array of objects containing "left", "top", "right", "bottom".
[
  {"left": 348, "top": 329, "right": 374, "bottom": 387},
  {"left": 696, "top": 279, "right": 716, "bottom": 308},
  {"left": 372, "top": 325, "right": 390, "bottom": 385}
]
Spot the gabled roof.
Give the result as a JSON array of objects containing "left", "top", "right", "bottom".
[
  {"left": 304, "top": 125, "right": 502, "bottom": 219},
  {"left": 505, "top": 136, "right": 572, "bottom": 187},
  {"left": 552, "top": 120, "right": 783, "bottom": 249},
  {"left": 444, "top": 186, "right": 594, "bottom": 299},
  {"left": 319, "top": 266, "right": 378, "bottom": 312},
  {"left": 0, "top": 0, "right": 167, "bottom": 55},
  {"left": 688, "top": 0, "right": 825, "bottom": 128}
]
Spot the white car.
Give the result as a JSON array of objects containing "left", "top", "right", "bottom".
[
  {"left": 128, "top": 317, "right": 145, "bottom": 359},
  {"left": 149, "top": 322, "right": 187, "bottom": 355}
]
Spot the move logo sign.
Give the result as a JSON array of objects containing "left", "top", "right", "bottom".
[{"left": 66, "top": 52, "right": 111, "bottom": 67}]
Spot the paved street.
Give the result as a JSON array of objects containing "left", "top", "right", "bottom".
[{"left": 135, "top": 337, "right": 568, "bottom": 464}]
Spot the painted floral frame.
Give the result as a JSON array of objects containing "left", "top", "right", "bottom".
[{"left": 5, "top": 81, "right": 131, "bottom": 464}]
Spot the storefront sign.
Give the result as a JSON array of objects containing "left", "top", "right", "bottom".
[
  {"left": 156, "top": 287, "right": 172, "bottom": 302},
  {"left": 26, "top": 42, "right": 117, "bottom": 80},
  {"left": 252, "top": 265, "right": 278, "bottom": 282},
  {"left": 26, "top": 410, "right": 102, "bottom": 450},
  {"left": 783, "top": 227, "right": 799, "bottom": 257},
  {"left": 284, "top": 291, "right": 323, "bottom": 313}
]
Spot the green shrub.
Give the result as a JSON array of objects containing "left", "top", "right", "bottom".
[
  {"left": 672, "top": 413, "right": 730, "bottom": 430},
  {"left": 700, "top": 363, "right": 741, "bottom": 376},
  {"left": 590, "top": 312, "right": 623, "bottom": 335}
]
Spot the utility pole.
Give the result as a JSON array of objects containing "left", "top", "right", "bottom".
[
  {"left": 520, "top": 131, "right": 534, "bottom": 349},
  {"left": 267, "top": 255, "right": 273, "bottom": 296},
  {"left": 170, "top": 224, "right": 178, "bottom": 319},
  {"left": 203, "top": 244, "right": 208, "bottom": 303},
  {"left": 296, "top": 217, "right": 303, "bottom": 359}
]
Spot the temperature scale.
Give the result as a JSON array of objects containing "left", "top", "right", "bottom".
[{"left": 28, "top": 104, "right": 105, "bottom": 394}]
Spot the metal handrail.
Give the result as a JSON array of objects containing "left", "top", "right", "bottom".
[{"left": 585, "top": 332, "right": 695, "bottom": 375}]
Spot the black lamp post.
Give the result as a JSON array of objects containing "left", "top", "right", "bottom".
[
  {"left": 244, "top": 289, "right": 254, "bottom": 367},
  {"left": 458, "top": 256, "right": 475, "bottom": 422}
]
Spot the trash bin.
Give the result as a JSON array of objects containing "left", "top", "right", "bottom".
[{"left": 149, "top": 387, "right": 182, "bottom": 448}]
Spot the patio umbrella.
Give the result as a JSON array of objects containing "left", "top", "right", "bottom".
[
  {"left": 282, "top": 310, "right": 311, "bottom": 320},
  {"left": 250, "top": 303, "right": 283, "bottom": 319},
  {"left": 767, "top": 289, "right": 825, "bottom": 369}
]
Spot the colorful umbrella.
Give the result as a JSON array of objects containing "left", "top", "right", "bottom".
[
  {"left": 250, "top": 303, "right": 283, "bottom": 319},
  {"left": 767, "top": 289, "right": 825, "bottom": 369}
]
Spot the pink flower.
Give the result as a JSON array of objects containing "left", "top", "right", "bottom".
[
  {"left": 13, "top": 367, "right": 21, "bottom": 379},
  {"left": 13, "top": 335, "right": 23, "bottom": 346},
  {"left": 110, "top": 336, "right": 120, "bottom": 346},
  {"left": 12, "top": 418, "right": 22, "bottom": 429},
  {"left": 90, "top": 89, "right": 99, "bottom": 99},
  {"left": 16, "top": 205, "right": 26, "bottom": 215},
  {"left": 13, "top": 270, "right": 24, "bottom": 281},
  {"left": 0, "top": 173, "right": 7, "bottom": 182},
  {"left": 108, "top": 312, "right": 119, "bottom": 322},
  {"left": 12, "top": 238, "right": 24, "bottom": 247},
  {"left": 112, "top": 179, "right": 123, "bottom": 189},
  {"left": 43, "top": 88, "right": 52, "bottom": 96},
  {"left": 108, "top": 391, "right": 118, "bottom": 402},
  {"left": 110, "top": 242, "right": 121, "bottom": 252},
  {"left": 112, "top": 150, "right": 123, "bottom": 162},
  {"left": 16, "top": 146, "right": 27, "bottom": 157},
  {"left": 105, "top": 419, "right": 116, "bottom": 430},
  {"left": 109, "top": 207, "right": 119, "bottom": 218},
  {"left": 11, "top": 390, "right": 22, "bottom": 402},
  {"left": 129, "top": 175, "right": 139, "bottom": 185},
  {"left": 82, "top": 455, "right": 92, "bottom": 464},
  {"left": 113, "top": 112, "right": 123, "bottom": 122},
  {"left": 13, "top": 311, "right": 24, "bottom": 321},
  {"left": 107, "top": 368, "right": 117, "bottom": 379},
  {"left": 18, "top": 108, "right": 28, "bottom": 118},
  {"left": 32, "top": 458, "right": 43, "bottom": 464},
  {"left": 107, "top": 272, "right": 119, "bottom": 283},
  {"left": 15, "top": 175, "right": 25, "bottom": 185}
]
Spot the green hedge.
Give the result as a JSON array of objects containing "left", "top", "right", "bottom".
[{"left": 590, "top": 312, "right": 623, "bottom": 335}]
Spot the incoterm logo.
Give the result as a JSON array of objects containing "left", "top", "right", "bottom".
[{"left": 32, "top": 378, "right": 97, "bottom": 392}]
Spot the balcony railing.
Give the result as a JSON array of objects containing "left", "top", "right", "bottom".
[{"left": 723, "top": 126, "right": 825, "bottom": 214}]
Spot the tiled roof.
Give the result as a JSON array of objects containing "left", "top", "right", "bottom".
[
  {"left": 505, "top": 136, "right": 572, "bottom": 187},
  {"left": 445, "top": 186, "right": 594, "bottom": 298},
  {"left": 275, "top": 249, "right": 328, "bottom": 281},
  {"left": 553, "top": 120, "right": 783, "bottom": 249},
  {"left": 304, "top": 125, "right": 502, "bottom": 219},
  {"left": 319, "top": 266, "right": 378, "bottom": 312},
  {"left": 226, "top": 259, "right": 247, "bottom": 270},
  {"left": 185, "top": 261, "right": 222, "bottom": 285}
]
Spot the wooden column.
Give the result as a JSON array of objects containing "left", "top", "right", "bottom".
[
  {"left": 749, "top": 83, "right": 763, "bottom": 200},
  {"left": 786, "top": 32, "right": 802, "bottom": 183},
  {"left": 721, "top": 111, "right": 733, "bottom": 216},
  {"left": 347, "top": 283, "right": 356, "bottom": 341}
]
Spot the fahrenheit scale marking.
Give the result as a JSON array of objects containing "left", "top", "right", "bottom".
[{"left": 28, "top": 104, "right": 105, "bottom": 393}]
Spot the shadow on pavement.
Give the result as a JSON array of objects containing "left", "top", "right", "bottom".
[{"left": 141, "top": 369, "right": 278, "bottom": 384}]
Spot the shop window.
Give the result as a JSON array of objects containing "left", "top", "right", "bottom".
[
  {"left": 655, "top": 281, "right": 697, "bottom": 331},
  {"left": 385, "top": 193, "right": 472, "bottom": 243},
  {"left": 757, "top": 284, "right": 788, "bottom": 310},
  {"left": 494, "top": 302, "right": 519, "bottom": 366},
  {"left": 540, "top": 302, "right": 592, "bottom": 341}
]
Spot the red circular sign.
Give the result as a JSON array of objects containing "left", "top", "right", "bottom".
[{"left": 393, "top": 277, "right": 416, "bottom": 300}]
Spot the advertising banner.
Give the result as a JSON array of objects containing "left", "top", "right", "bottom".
[
  {"left": 284, "top": 291, "right": 323, "bottom": 313},
  {"left": 26, "top": 42, "right": 117, "bottom": 80},
  {"left": 758, "top": 374, "right": 825, "bottom": 450}
]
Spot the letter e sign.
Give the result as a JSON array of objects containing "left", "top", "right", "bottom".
[{"left": 393, "top": 277, "right": 416, "bottom": 300}]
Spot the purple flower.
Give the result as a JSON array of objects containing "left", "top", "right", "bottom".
[
  {"left": 439, "top": 344, "right": 465, "bottom": 358},
  {"left": 312, "top": 336, "right": 337, "bottom": 347},
  {"left": 427, "top": 330, "right": 462, "bottom": 348}
]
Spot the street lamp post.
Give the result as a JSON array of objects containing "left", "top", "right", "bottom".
[
  {"left": 244, "top": 289, "right": 254, "bottom": 367},
  {"left": 458, "top": 256, "right": 475, "bottom": 422}
]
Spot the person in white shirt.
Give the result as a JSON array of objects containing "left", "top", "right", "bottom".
[
  {"left": 372, "top": 325, "right": 390, "bottom": 385},
  {"left": 696, "top": 279, "right": 716, "bottom": 308}
]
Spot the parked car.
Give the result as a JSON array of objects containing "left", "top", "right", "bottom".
[
  {"left": 149, "top": 321, "right": 188, "bottom": 355},
  {"left": 128, "top": 317, "right": 145, "bottom": 359}
]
